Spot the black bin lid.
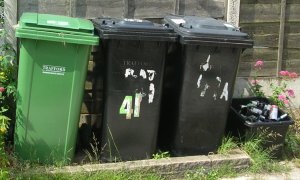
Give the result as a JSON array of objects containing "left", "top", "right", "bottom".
[
  {"left": 92, "top": 18, "right": 177, "bottom": 42},
  {"left": 164, "top": 15, "right": 253, "bottom": 47}
]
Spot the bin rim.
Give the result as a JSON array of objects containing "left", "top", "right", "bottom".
[{"left": 92, "top": 18, "right": 177, "bottom": 42}]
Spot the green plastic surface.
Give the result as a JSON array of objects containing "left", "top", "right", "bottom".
[
  {"left": 15, "top": 13, "right": 98, "bottom": 164},
  {"left": 16, "top": 13, "right": 99, "bottom": 45}
]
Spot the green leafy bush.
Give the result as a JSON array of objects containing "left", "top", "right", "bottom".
[
  {"left": 0, "top": 34, "right": 16, "bottom": 137},
  {"left": 0, "top": 28, "right": 17, "bottom": 173}
]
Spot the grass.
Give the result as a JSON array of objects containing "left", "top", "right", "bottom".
[
  {"left": 2, "top": 115, "right": 300, "bottom": 179},
  {"left": 217, "top": 135, "right": 238, "bottom": 155},
  {"left": 184, "top": 132, "right": 283, "bottom": 180},
  {"left": 83, "top": 133, "right": 102, "bottom": 163},
  {"left": 5, "top": 131, "right": 291, "bottom": 179},
  {"left": 2, "top": 127, "right": 296, "bottom": 180},
  {"left": 185, "top": 164, "right": 238, "bottom": 180},
  {"left": 10, "top": 169, "right": 164, "bottom": 180},
  {"left": 0, "top": 134, "right": 294, "bottom": 180},
  {"left": 6, "top": 157, "right": 165, "bottom": 179},
  {"left": 217, "top": 132, "right": 287, "bottom": 173},
  {"left": 193, "top": 130, "right": 292, "bottom": 179},
  {"left": 0, "top": 137, "right": 10, "bottom": 180},
  {"left": 242, "top": 136, "right": 287, "bottom": 173},
  {"left": 0, "top": 168, "right": 9, "bottom": 180},
  {"left": 292, "top": 158, "right": 300, "bottom": 168},
  {"left": 0, "top": 141, "right": 9, "bottom": 167},
  {"left": 152, "top": 150, "right": 170, "bottom": 160},
  {"left": 284, "top": 129, "right": 300, "bottom": 159},
  {"left": 240, "top": 129, "right": 290, "bottom": 174}
]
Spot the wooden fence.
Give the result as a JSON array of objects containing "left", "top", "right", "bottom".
[
  {"left": 5, "top": 0, "right": 300, "bottom": 78},
  {"left": 17, "top": 0, "right": 225, "bottom": 19},
  {"left": 238, "top": 0, "right": 300, "bottom": 77},
  {"left": 4, "top": 0, "right": 300, "bottom": 117},
  {"left": 5, "top": 0, "right": 227, "bottom": 119},
  {"left": 4, "top": 0, "right": 227, "bottom": 62}
]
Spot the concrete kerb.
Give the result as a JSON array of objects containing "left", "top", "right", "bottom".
[
  {"left": 45, "top": 149, "right": 251, "bottom": 178},
  {"left": 208, "top": 149, "right": 251, "bottom": 171}
]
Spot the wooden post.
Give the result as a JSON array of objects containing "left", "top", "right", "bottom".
[
  {"left": 226, "top": 0, "right": 240, "bottom": 27},
  {"left": 277, "top": 0, "right": 286, "bottom": 76},
  {"left": 4, "top": 0, "right": 18, "bottom": 50},
  {"left": 68, "top": 0, "right": 73, "bottom": 17},
  {"left": 123, "top": 0, "right": 135, "bottom": 18},
  {"left": 175, "top": 0, "right": 180, "bottom": 15}
]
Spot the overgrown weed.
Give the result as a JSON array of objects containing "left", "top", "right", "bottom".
[
  {"left": 11, "top": 168, "right": 164, "bottom": 180},
  {"left": 152, "top": 150, "right": 170, "bottom": 160},
  {"left": 284, "top": 108, "right": 300, "bottom": 159},
  {"left": 84, "top": 133, "right": 102, "bottom": 163},
  {"left": 241, "top": 129, "right": 289, "bottom": 174},
  {"left": 217, "top": 135, "right": 238, "bottom": 155},
  {"left": 185, "top": 163, "right": 238, "bottom": 180}
]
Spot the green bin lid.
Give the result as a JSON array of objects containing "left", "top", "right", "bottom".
[{"left": 16, "top": 13, "right": 99, "bottom": 45}]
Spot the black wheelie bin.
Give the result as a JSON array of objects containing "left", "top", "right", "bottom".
[
  {"left": 158, "top": 15, "right": 253, "bottom": 156},
  {"left": 92, "top": 18, "right": 176, "bottom": 161}
]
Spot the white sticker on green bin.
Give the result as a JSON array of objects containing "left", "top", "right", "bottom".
[{"left": 42, "top": 65, "right": 66, "bottom": 75}]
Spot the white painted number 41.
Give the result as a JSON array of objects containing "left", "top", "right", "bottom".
[{"left": 119, "top": 93, "right": 143, "bottom": 119}]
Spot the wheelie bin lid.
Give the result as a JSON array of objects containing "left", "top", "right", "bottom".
[
  {"left": 164, "top": 15, "right": 253, "bottom": 47},
  {"left": 92, "top": 18, "right": 177, "bottom": 42},
  {"left": 16, "top": 13, "right": 99, "bottom": 45}
]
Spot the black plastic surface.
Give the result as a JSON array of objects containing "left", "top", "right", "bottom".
[
  {"left": 164, "top": 15, "right": 253, "bottom": 47},
  {"left": 226, "top": 97, "right": 294, "bottom": 158},
  {"left": 158, "top": 16, "right": 253, "bottom": 156},
  {"left": 92, "top": 18, "right": 177, "bottom": 41},
  {"left": 93, "top": 18, "right": 175, "bottom": 161},
  {"left": 159, "top": 45, "right": 243, "bottom": 156}
]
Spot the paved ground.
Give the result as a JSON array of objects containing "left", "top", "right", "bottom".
[{"left": 223, "top": 163, "right": 300, "bottom": 180}]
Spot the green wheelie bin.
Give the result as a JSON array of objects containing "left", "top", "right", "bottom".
[{"left": 15, "top": 13, "right": 99, "bottom": 164}]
